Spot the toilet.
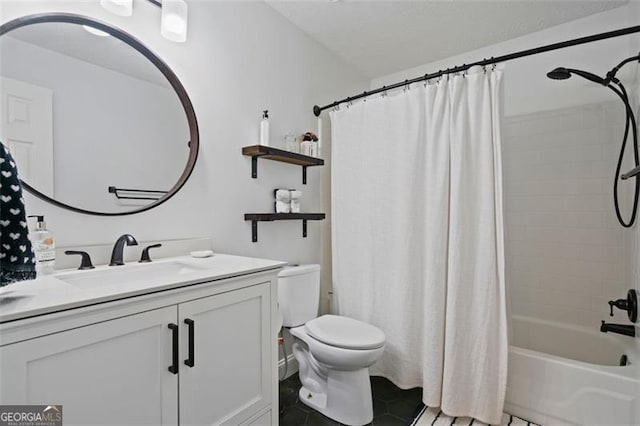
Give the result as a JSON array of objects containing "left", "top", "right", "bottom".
[{"left": 278, "top": 264, "right": 385, "bottom": 426}]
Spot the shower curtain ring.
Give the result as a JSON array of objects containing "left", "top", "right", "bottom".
[
  {"left": 381, "top": 85, "right": 388, "bottom": 97},
  {"left": 403, "top": 79, "right": 410, "bottom": 92}
]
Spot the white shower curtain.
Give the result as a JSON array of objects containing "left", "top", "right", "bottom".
[{"left": 330, "top": 65, "right": 507, "bottom": 424}]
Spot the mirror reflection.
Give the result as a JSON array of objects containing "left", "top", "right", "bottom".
[{"left": 0, "top": 20, "right": 191, "bottom": 214}]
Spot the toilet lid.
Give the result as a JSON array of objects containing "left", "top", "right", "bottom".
[{"left": 305, "top": 315, "right": 386, "bottom": 350}]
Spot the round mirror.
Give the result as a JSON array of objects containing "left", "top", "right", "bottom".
[{"left": 0, "top": 14, "right": 198, "bottom": 215}]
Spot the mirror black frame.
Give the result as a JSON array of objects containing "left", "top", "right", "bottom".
[{"left": 0, "top": 13, "right": 199, "bottom": 216}]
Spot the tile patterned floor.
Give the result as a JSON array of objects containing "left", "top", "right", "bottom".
[
  {"left": 412, "top": 406, "right": 540, "bottom": 426},
  {"left": 279, "top": 373, "right": 423, "bottom": 426}
]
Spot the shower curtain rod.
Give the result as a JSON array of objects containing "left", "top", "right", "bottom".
[{"left": 312, "top": 25, "right": 640, "bottom": 117}]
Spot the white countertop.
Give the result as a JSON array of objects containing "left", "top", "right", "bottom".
[{"left": 0, "top": 253, "right": 286, "bottom": 323}]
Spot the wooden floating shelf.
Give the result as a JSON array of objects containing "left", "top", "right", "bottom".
[
  {"left": 244, "top": 213, "right": 326, "bottom": 242},
  {"left": 242, "top": 145, "right": 324, "bottom": 184},
  {"left": 244, "top": 213, "right": 326, "bottom": 221}
]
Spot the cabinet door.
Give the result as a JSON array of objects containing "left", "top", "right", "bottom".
[
  {"left": 0, "top": 306, "right": 179, "bottom": 426},
  {"left": 179, "top": 283, "right": 272, "bottom": 426}
]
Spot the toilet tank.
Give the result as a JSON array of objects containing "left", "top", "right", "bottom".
[{"left": 278, "top": 264, "right": 320, "bottom": 327}]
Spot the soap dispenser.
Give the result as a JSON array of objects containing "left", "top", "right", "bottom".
[
  {"left": 28, "top": 215, "right": 55, "bottom": 275},
  {"left": 260, "top": 110, "right": 270, "bottom": 146}
]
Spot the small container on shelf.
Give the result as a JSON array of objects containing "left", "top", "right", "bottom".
[
  {"left": 284, "top": 134, "right": 298, "bottom": 153},
  {"left": 300, "top": 131, "right": 319, "bottom": 157},
  {"left": 300, "top": 141, "right": 312, "bottom": 156}
]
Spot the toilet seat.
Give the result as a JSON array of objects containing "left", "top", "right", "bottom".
[{"left": 305, "top": 315, "right": 385, "bottom": 350}]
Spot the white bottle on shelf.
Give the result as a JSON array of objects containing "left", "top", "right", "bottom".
[{"left": 260, "top": 110, "right": 270, "bottom": 146}]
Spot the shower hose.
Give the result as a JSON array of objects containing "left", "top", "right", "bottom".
[{"left": 609, "top": 64, "right": 639, "bottom": 228}]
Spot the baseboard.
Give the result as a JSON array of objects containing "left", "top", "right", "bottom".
[{"left": 278, "top": 353, "right": 298, "bottom": 379}]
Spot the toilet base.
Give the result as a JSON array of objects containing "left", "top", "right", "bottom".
[{"left": 298, "top": 368, "right": 373, "bottom": 426}]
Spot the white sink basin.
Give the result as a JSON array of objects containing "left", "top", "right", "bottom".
[{"left": 56, "top": 261, "right": 205, "bottom": 289}]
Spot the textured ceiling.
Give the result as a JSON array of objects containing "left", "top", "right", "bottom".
[{"left": 265, "top": 0, "right": 629, "bottom": 79}]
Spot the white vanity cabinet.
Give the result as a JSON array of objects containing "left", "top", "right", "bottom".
[
  {"left": 0, "top": 266, "right": 280, "bottom": 426},
  {"left": 0, "top": 306, "right": 180, "bottom": 425},
  {"left": 178, "top": 283, "right": 272, "bottom": 425}
]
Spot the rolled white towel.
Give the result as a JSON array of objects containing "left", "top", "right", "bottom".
[
  {"left": 289, "top": 190, "right": 302, "bottom": 213},
  {"left": 275, "top": 200, "right": 290, "bottom": 213},
  {"left": 274, "top": 189, "right": 291, "bottom": 202}
]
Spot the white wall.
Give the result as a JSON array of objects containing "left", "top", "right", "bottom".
[
  {"left": 1, "top": 35, "right": 188, "bottom": 212},
  {"left": 503, "top": 100, "right": 629, "bottom": 327},
  {"left": 0, "top": 0, "right": 368, "bottom": 271}
]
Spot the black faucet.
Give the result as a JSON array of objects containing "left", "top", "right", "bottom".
[
  {"left": 109, "top": 234, "right": 138, "bottom": 266},
  {"left": 600, "top": 321, "right": 636, "bottom": 337}
]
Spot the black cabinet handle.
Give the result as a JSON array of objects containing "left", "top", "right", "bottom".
[
  {"left": 184, "top": 318, "right": 195, "bottom": 367},
  {"left": 168, "top": 323, "right": 179, "bottom": 374}
]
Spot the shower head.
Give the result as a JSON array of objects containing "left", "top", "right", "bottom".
[
  {"left": 546, "top": 67, "right": 606, "bottom": 85},
  {"left": 547, "top": 67, "right": 571, "bottom": 80}
]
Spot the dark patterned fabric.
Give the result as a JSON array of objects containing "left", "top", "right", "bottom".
[{"left": 1, "top": 143, "right": 36, "bottom": 287}]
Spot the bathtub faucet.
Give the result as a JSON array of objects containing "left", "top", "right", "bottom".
[
  {"left": 600, "top": 321, "right": 636, "bottom": 338},
  {"left": 608, "top": 298, "right": 628, "bottom": 316},
  {"left": 607, "top": 289, "right": 638, "bottom": 323}
]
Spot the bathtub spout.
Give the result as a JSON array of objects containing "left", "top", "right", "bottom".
[{"left": 600, "top": 321, "right": 636, "bottom": 337}]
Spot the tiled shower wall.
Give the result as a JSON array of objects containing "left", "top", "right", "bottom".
[{"left": 504, "top": 100, "right": 632, "bottom": 327}]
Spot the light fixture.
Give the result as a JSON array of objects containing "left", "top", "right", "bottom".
[
  {"left": 161, "top": 0, "right": 188, "bottom": 43},
  {"left": 99, "top": 0, "right": 133, "bottom": 17},
  {"left": 83, "top": 25, "right": 110, "bottom": 37},
  {"left": 100, "top": 0, "right": 188, "bottom": 43}
]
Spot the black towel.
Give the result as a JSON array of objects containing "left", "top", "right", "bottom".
[{"left": 1, "top": 143, "right": 36, "bottom": 287}]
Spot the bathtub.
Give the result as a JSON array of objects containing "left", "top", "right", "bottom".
[{"left": 504, "top": 315, "right": 640, "bottom": 425}]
